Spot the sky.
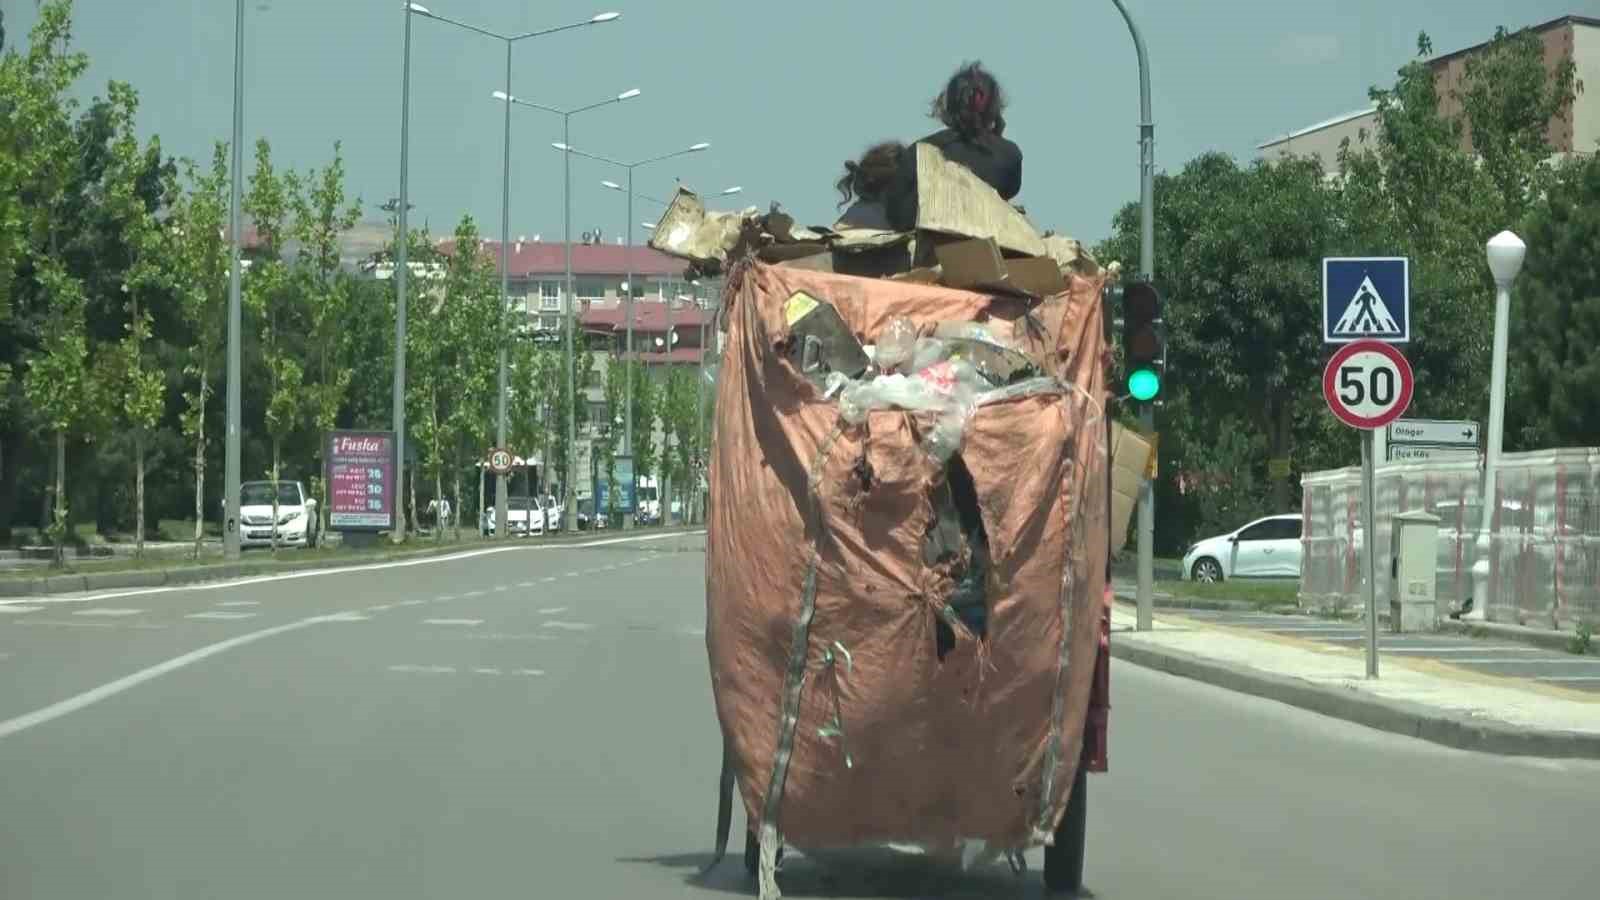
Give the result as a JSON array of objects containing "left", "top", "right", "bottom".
[{"left": 3, "top": 0, "right": 1586, "bottom": 248}]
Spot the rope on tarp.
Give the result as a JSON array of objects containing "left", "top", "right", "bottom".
[
  {"left": 816, "top": 641, "right": 855, "bottom": 770},
  {"left": 754, "top": 420, "right": 847, "bottom": 900}
]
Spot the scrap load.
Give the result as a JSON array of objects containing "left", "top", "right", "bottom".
[{"left": 669, "top": 64, "right": 1149, "bottom": 900}]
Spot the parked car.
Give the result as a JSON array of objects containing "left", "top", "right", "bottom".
[
  {"left": 480, "top": 496, "right": 545, "bottom": 536},
  {"left": 1182, "top": 514, "right": 1303, "bottom": 582},
  {"left": 237, "top": 480, "right": 319, "bottom": 549}
]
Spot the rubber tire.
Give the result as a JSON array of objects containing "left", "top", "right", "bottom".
[
  {"left": 1191, "top": 557, "right": 1224, "bottom": 583},
  {"left": 1044, "top": 765, "right": 1088, "bottom": 894}
]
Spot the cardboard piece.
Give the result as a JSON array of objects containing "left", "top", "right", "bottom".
[
  {"left": 913, "top": 143, "right": 1047, "bottom": 258},
  {"left": 647, "top": 188, "right": 750, "bottom": 265},
  {"left": 935, "top": 237, "right": 1069, "bottom": 299},
  {"left": 1109, "top": 422, "right": 1154, "bottom": 556}
]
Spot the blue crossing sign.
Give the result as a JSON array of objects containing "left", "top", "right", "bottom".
[{"left": 1323, "top": 257, "right": 1409, "bottom": 344}]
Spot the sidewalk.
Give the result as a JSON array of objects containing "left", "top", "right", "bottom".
[{"left": 1108, "top": 601, "right": 1600, "bottom": 759}]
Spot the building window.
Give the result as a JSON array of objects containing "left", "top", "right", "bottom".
[
  {"left": 575, "top": 278, "right": 607, "bottom": 301},
  {"left": 539, "top": 281, "right": 562, "bottom": 311},
  {"left": 539, "top": 314, "right": 560, "bottom": 331}
]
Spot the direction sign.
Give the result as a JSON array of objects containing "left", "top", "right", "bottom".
[
  {"left": 487, "top": 447, "right": 513, "bottom": 476},
  {"left": 1323, "top": 339, "right": 1414, "bottom": 430},
  {"left": 1388, "top": 418, "right": 1479, "bottom": 447},
  {"left": 1324, "top": 257, "right": 1409, "bottom": 344},
  {"left": 1387, "top": 444, "right": 1479, "bottom": 463}
]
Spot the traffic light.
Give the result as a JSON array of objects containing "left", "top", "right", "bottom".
[{"left": 1121, "top": 281, "right": 1163, "bottom": 402}]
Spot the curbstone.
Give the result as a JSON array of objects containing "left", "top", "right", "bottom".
[
  {"left": 44, "top": 574, "right": 89, "bottom": 595},
  {"left": 1437, "top": 618, "right": 1586, "bottom": 655},
  {"left": 78, "top": 570, "right": 169, "bottom": 592},
  {"left": 1110, "top": 637, "right": 1600, "bottom": 760}
]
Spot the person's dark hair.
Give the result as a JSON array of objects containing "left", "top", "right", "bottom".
[
  {"left": 835, "top": 140, "right": 906, "bottom": 209},
  {"left": 930, "top": 61, "right": 1007, "bottom": 137}
]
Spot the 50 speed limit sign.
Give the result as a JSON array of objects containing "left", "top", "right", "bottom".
[
  {"left": 487, "top": 448, "right": 513, "bottom": 475},
  {"left": 1322, "top": 339, "right": 1413, "bottom": 430}
]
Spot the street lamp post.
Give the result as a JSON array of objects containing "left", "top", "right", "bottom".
[
  {"left": 409, "top": 4, "right": 619, "bottom": 541},
  {"left": 577, "top": 152, "right": 722, "bottom": 531},
  {"left": 1468, "top": 230, "right": 1526, "bottom": 622},
  {"left": 224, "top": 0, "right": 246, "bottom": 560},
  {"left": 500, "top": 92, "right": 643, "bottom": 534},
  {"left": 1110, "top": 0, "right": 1157, "bottom": 632}
]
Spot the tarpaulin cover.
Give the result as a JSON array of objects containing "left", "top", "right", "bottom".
[{"left": 705, "top": 260, "right": 1109, "bottom": 855}]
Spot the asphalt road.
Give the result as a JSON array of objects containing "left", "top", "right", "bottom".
[{"left": 3, "top": 534, "right": 1598, "bottom": 900}]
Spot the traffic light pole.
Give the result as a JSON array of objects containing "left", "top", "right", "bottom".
[{"left": 1113, "top": 0, "right": 1157, "bottom": 632}]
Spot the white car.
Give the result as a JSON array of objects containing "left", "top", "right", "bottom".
[
  {"left": 237, "top": 480, "right": 319, "bottom": 549},
  {"left": 1182, "top": 514, "right": 1303, "bottom": 582},
  {"left": 481, "top": 496, "right": 546, "bottom": 536}
]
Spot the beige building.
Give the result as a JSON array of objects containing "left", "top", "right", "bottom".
[{"left": 1259, "top": 14, "right": 1600, "bottom": 171}]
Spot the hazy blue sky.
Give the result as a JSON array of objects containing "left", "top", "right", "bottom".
[{"left": 4, "top": 0, "right": 1584, "bottom": 246}]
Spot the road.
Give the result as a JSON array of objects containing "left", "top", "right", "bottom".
[{"left": 3, "top": 533, "right": 1598, "bottom": 900}]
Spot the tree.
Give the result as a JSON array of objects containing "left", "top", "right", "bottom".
[
  {"left": 661, "top": 366, "right": 697, "bottom": 523},
  {"left": 242, "top": 139, "right": 305, "bottom": 551},
  {"left": 101, "top": 80, "right": 165, "bottom": 557},
  {"left": 158, "top": 144, "right": 232, "bottom": 558},
  {"left": 600, "top": 358, "right": 625, "bottom": 525},
  {"left": 439, "top": 215, "right": 500, "bottom": 540},
  {"left": 625, "top": 360, "right": 660, "bottom": 503},
  {"left": 1507, "top": 153, "right": 1600, "bottom": 447},
  {"left": 289, "top": 142, "right": 361, "bottom": 541},
  {"left": 1099, "top": 153, "right": 1345, "bottom": 518}
]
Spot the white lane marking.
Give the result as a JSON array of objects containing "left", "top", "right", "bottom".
[
  {"left": 540, "top": 577, "right": 558, "bottom": 583},
  {"left": 1438, "top": 658, "right": 1600, "bottom": 665},
  {"left": 444, "top": 632, "right": 557, "bottom": 642},
  {"left": 388, "top": 664, "right": 456, "bottom": 674},
  {"left": 435, "top": 595, "right": 459, "bottom": 602},
  {"left": 0, "top": 530, "right": 704, "bottom": 604},
  {"left": 185, "top": 611, "right": 259, "bottom": 621},
  {"left": 422, "top": 618, "right": 483, "bottom": 627},
  {"left": 492, "top": 585, "right": 509, "bottom": 593},
  {"left": 473, "top": 667, "right": 502, "bottom": 675},
  {"left": 216, "top": 600, "right": 260, "bottom": 608},
  {"left": 1535, "top": 676, "right": 1600, "bottom": 682},
  {"left": 518, "top": 668, "right": 545, "bottom": 676},
  {"left": 73, "top": 608, "right": 143, "bottom": 618},
  {"left": 517, "top": 581, "right": 536, "bottom": 588},
  {"left": 367, "top": 604, "right": 394, "bottom": 612},
  {"left": 1382, "top": 646, "right": 1543, "bottom": 654},
  {"left": 565, "top": 571, "right": 581, "bottom": 578},
  {"left": 11, "top": 620, "right": 166, "bottom": 630},
  {"left": 542, "top": 621, "right": 594, "bottom": 632},
  {"left": 462, "top": 590, "right": 486, "bottom": 598},
  {"left": 0, "top": 606, "right": 44, "bottom": 615},
  {"left": 397, "top": 599, "right": 426, "bottom": 607},
  {"left": 539, "top": 607, "right": 568, "bottom": 615},
  {"left": 0, "top": 611, "right": 361, "bottom": 740}
]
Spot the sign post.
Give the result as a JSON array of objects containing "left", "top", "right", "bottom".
[
  {"left": 1322, "top": 340, "right": 1414, "bottom": 678},
  {"left": 326, "top": 431, "right": 399, "bottom": 548}
]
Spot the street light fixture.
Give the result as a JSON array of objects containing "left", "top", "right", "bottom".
[
  {"left": 1468, "top": 230, "right": 1527, "bottom": 621},
  {"left": 501, "top": 91, "right": 644, "bottom": 533},
  {"left": 547, "top": 140, "right": 714, "bottom": 530},
  {"left": 402, "top": 4, "right": 619, "bottom": 543}
]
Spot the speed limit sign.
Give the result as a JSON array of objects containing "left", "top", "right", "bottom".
[
  {"left": 1323, "top": 339, "right": 1413, "bottom": 430},
  {"left": 487, "top": 448, "right": 513, "bottom": 475}
]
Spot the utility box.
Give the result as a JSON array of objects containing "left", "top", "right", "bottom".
[{"left": 1390, "top": 510, "right": 1441, "bottom": 632}]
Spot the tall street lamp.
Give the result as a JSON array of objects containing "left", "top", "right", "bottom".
[
  {"left": 1468, "top": 230, "right": 1527, "bottom": 622},
  {"left": 600, "top": 178, "right": 733, "bottom": 527},
  {"left": 499, "top": 90, "right": 643, "bottom": 533},
  {"left": 1111, "top": 0, "right": 1157, "bottom": 631},
  {"left": 224, "top": 0, "right": 247, "bottom": 560},
  {"left": 405, "top": 4, "right": 619, "bottom": 541}
]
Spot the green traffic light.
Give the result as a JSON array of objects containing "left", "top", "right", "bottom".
[{"left": 1128, "top": 368, "right": 1161, "bottom": 401}]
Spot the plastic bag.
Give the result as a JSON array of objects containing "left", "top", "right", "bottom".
[{"left": 875, "top": 317, "right": 918, "bottom": 374}]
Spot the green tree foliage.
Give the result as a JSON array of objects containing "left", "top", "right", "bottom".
[
  {"left": 439, "top": 216, "right": 500, "bottom": 539},
  {"left": 1507, "top": 153, "right": 1600, "bottom": 447}
]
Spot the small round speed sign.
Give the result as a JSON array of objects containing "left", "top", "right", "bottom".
[
  {"left": 487, "top": 448, "right": 513, "bottom": 475},
  {"left": 1323, "top": 339, "right": 1414, "bottom": 430}
]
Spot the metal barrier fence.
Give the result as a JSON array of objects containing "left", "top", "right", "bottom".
[{"left": 1299, "top": 448, "right": 1600, "bottom": 631}]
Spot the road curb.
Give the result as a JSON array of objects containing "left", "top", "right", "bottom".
[
  {"left": 1109, "top": 637, "right": 1600, "bottom": 759},
  {"left": 0, "top": 527, "right": 703, "bottom": 598},
  {"left": 1438, "top": 618, "right": 1588, "bottom": 655}
]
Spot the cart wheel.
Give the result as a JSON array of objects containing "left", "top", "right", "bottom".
[
  {"left": 743, "top": 829, "right": 783, "bottom": 878},
  {"left": 1043, "top": 765, "right": 1088, "bottom": 894}
]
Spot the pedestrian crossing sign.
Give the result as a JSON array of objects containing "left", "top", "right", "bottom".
[{"left": 1323, "top": 257, "right": 1409, "bottom": 344}]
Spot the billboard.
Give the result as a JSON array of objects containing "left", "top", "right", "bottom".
[
  {"left": 595, "top": 454, "right": 636, "bottom": 515},
  {"left": 325, "top": 430, "right": 397, "bottom": 531}
]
